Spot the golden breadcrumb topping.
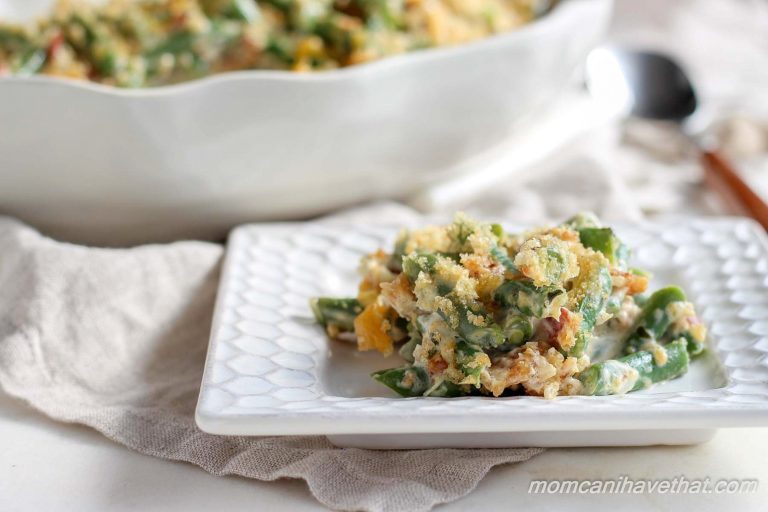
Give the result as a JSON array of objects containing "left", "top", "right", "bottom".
[
  {"left": 514, "top": 234, "right": 580, "bottom": 287},
  {"left": 483, "top": 342, "right": 589, "bottom": 399}
]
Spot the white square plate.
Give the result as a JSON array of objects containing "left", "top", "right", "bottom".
[{"left": 195, "top": 217, "right": 768, "bottom": 448}]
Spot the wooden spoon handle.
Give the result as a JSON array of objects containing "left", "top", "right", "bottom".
[{"left": 701, "top": 149, "right": 768, "bottom": 230}]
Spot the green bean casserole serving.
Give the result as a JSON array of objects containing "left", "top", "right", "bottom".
[
  {"left": 0, "top": 0, "right": 551, "bottom": 87},
  {"left": 311, "top": 213, "right": 708, "bottom": 399}
]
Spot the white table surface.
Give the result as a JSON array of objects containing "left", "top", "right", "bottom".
[{"left": 2, "top": 390, "right": 766, "bottom": 511}]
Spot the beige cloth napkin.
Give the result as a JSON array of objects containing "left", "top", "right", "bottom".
[{"left": 0, "top": 215, "right": 544, "bottom": 512}]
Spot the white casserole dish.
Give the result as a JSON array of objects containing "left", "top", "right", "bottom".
[{"left": 0, "top": 0, "right": 612, "bottom": 245}]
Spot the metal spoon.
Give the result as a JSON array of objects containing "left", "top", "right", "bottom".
[{"left": 586, "top": 47, "right": 768, "bottom": 229}]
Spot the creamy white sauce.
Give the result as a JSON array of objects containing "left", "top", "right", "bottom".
[
  {"left": 602, "top": 360, "right": 640, "bottom": 394},
  {"left": 589, "top": 331, "right": 624, "bottom": 362}
]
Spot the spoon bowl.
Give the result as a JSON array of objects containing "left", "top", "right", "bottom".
[{"left": 586, "top": 48, "right": 698, "bottom": 121}]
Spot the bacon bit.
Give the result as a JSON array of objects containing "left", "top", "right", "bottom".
[
  {"left": 379, "top": 273, "right": 419, "bottom": 320},
  {"left": 171, "top": 13, "right": 187, "bottom": 29},
  {"left": 47, "top": 32, "right": 65, "bottom": 60},
  {"left": 540, "top": 316, "right": 559, "bottom": 340},
  {"left": 391, "top": 271, "right": 415, "bottom": 297},
  {"left": 241, "top": 33, "right": 260, "bottom": 51},
  {"left": 427, "top": 354, "right": 448, "bottom": 375},
  {"left": 461, "top": 254, "right": 487, "bottom": 276},
  {"left": 336, "top": 14, "right": 364, "bottom": 31},
  {"left": 220, "top": 33, "right": 264, "bottom": 72},
  {"left": 540, "top": 307, "right": 580, "bottom": 351},
  {"left": 334, "top": 0, "right": 365, "bottom": 18}
]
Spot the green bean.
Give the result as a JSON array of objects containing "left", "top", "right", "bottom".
[
  {"left": 401, "top": 252, "right": 439, "bottom": 283},
  {"left": 570, "top": 255, "right": 612, "bottom": 356},
  {"left": 450, "top": 215, "right": 475, "bottom": 247},
  {"left": 563, "top": 212, "right": 600, "bottom": 229},
  {"left": 146, "top": 31, "right": 196, "bottom": 58},
  {"left": 627, "top": 338, "right": 690, "bottom": 389},
  {"left": 570, "top": 333, "right": 589, "bottom": 358},
  {"left": 573, "top": 259, "right": 612, "bottom": 333},
  {"left": 288, "top": 0, "right": 335, "bottom": 31},
  {"left": 145, "top": 19, "right": 244, "bottom": 78},
  {"left": 630, "top": 267, "right": 652, "bottom": 278},
  {"left": 67, "top": 14, "right": 124, "bottom": 76},
  {"left": 225, "top": 0, "right": 260, "bottom": 22},
  {"left": 0, "top": 26, "right": 29, "bottom": 45},
  {"left": 15, "top": 47, "right": 46, "bottom": 75},
  {"left": 0, "top": 26, "right": 35, "bottom": 60},
  {"left": 451, "top": 304, "right": 505, "bottom": 349},
  {"left": 398, "top": 335, "right": 419, "bottom": 363},
  {"left": 0, "top": 26, "right": 45, "bottom": 75},
  {"left": 387, "top": 231, "right": 408, "bottom": 272},
  {"left": 494, "top": 280, "right": 564, "bottom": 318},
  {"left": 313, "top": 14, "right": 359, "bottom": 60},
  {"left": 519, "top": 242, "right": 574, "bottom": 287},
  {"left": 500, "top": 312, "right": 532, "bottom": 348},
  {"left": 580, "top": 338, "right": 689, "bottom": 395},
  {"left": 67, "top": 15, "right": 95, "bottom": 46},
  {"left": 425, "top": 379, "right": 470, "bottom": 397},
  {"left": 681, "top": 332, "right": 706, "bottom": 358},
  {"left": 309, "top": 297, "right": 361, "bottom": 333},
  {"left": 604, "top": 295, "right": 622, "bottom": 315},
  {"left": 577, "top": 227, "right": 629, "bottom": 267},
  {"left": 455, "top": 340, "right": 487, "bottom": 383},
  {"left": 388, "top": 315, "right": 409, "bottom": 343},
  {"left": 490, "top": 245, "right": 517, "bottom": 273},
  {"left": 259, "top": 0, "right": 292, "bottom": 17},
  {"left": 349, "top": 0, "right": 405, "bottom": 30},
  {"left": 624, "top": 286, "right": 686, "bottom": 353},
  {"left": 579, "top": 360, "right": 637, "bottom": 395},
  {"left": 264, "top": 34, "right": 295, "bottom": 64},
  {"left": 371, "top": 365, "right": 430, "bottom": 397}
]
